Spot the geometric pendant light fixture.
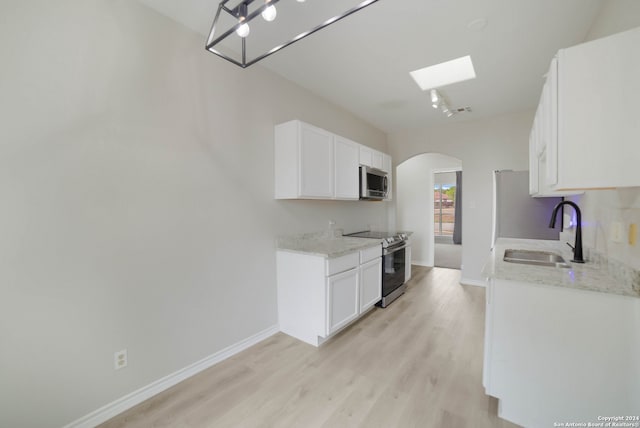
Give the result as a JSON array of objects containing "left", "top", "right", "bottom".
[{"left": 206, "top": 0, "right": 380, "bottom": 68}]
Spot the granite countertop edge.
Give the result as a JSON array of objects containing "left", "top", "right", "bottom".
[
  {"left": 276, "top": 235, "right": 382, "bottom": 259},
  {"left": 484, "top": 238, "right": 640, "bottom": 299}
]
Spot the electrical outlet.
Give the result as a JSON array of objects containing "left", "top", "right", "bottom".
[{"left": 114, "top": 349, "right": 127, "bottom": 370}]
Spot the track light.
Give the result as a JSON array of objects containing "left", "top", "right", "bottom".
[
  {"left": 429, "top": 88, "right": 460, "bottom": 118},
  {"left": 261, "top": 1, "right": 277, "bottom": 22},
  {"left": 430, "top": 89, "right": 440, "bottom": 108}
]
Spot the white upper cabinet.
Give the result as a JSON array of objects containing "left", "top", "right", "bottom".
[
  {"left": 381, "top": 154, "right": 392, "bottom": 174},
  {"left": 359, "top": 145, "right": 387, "bottom": 171},
  {"left": 334, "top": 136, "right": 359, "bottom": 200},
  {"left": 530, "top": 27, "right": 640, "bottom": 194},
  {"left": 529, "top": 129, "right": 540, "bottom": 195},
  {"left": 530, "top": 57, "right": 580, "bottom": 197},
  {"left": 372, "top": 151, "right": 383, "bottom": 170},
  {"left": 275, "top": 120, "right": 392, "bottom": 201},
  {"left": 299, "top": 124, "right": 334, "bottom": 198},
  {"left": 359, "top": 145, "right": 374, "bottom": 168},
  {"left": 275, "top": 121, "right": 332, "bottom": 199}
]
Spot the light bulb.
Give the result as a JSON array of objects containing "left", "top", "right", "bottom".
[
  {"left": 236, "top": 22, "right": 250, "bottom": 37},
  {"left": 261, "top": 4, "right": 277, "bottom": 21},
  {"left": 235, "top": 3, "right": 250, "bottom": 38},
  {"left": 296, "top": 0, "right": 305, "bottom": 2},
  {"left": 430, "top": 89, "right": 439, "bottom": 104}
]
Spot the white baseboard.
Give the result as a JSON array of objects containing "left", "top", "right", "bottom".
[
  {"left": 64, "top": 324, "right": 279, "bottom": 428},
  {"left": 460, "top": 277, "right": 487, "bottom": 287},
  {"left": 411, "top": 260, "right": 433, "bottom": 267}
]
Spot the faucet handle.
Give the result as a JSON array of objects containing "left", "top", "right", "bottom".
[{"left": 566, "top": 242, "right": 575, "bottom": 251}]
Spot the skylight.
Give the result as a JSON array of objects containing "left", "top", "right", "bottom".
[{"left": 410, "top": 55, "right": 477, "bottom": 90}]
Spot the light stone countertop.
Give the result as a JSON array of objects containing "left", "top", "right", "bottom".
[
  {"left": 483, "top": 238, "right": 640, "bottom": 299},
  {"left": 276, "top": 233, "right": 381, "bottom": 259}
]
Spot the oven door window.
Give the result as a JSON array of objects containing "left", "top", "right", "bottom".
[{"left": 382, "top": 247, "right": 406, "bottom": 297}]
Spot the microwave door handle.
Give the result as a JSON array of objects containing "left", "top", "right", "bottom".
[{"left": 383, "top": 176, "right": 388, "bottom": 194}]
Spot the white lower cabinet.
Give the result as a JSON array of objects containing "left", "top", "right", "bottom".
[
  {"left": 484, "top": 278, "right": 640, "bottom": 427},
  {"left": 277, "top": 246, "right": 382, "bottom": 346},
  {"left": 359, "top": 258, "right": 382, "bottom": 312},
  {"left": 327, "top": 268, "right": 359, "bottom": 334}
]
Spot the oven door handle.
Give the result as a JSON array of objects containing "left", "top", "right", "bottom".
[{"left": 383, "top": 242, "right": 407, "bottom": 255}]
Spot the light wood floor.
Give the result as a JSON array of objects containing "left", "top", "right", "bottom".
[{"left": 100, "top": 267, "right": 518, "bottom": 428}]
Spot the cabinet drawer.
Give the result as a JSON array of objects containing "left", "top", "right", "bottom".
[
  {"left": 326, "top": 252, "right": 359, "bottom": 276},
  {"left": 360, "top": 245, "right": 381, "bottom": 264}
]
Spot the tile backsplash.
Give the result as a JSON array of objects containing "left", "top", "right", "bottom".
[
  {"left": 558, "top": 188, "right": 640, "bottom": 293},
  {"left": 563, "top": 188, "right": 640, "bottom": 272}
]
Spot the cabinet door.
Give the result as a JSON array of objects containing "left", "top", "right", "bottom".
[
  {"left": 359, "top": 145, "right": 373, "bottom": 167},
  {"left": 360, "top": 258, "right": 382, "bottom": 312},
  {"left": 535, "top": 94, "right": 546, "bottom": 157},
  {"left": 334, "top": 136, "right": 359, "bottom": 200},
  {"left": 557, "top": 28, "right": 640, "bottom": 189},
  {"left": 326, "top": 268, "right": 359, "bottom": 335},
  {"left": 372, "top": 151, "right": 383, "bottom": 170},
  {"left": 299, "top": 124, "right": 334, "bottom": 198},
  {"left": 529, "top": 129, "right": 539, "bottom": 195},
  {"left": 381, "top": 154, "right": 392, "bottom": 173},
  {"left": 545, "top": 57, "right": 558, "bottom": 187},
  {"left": 487, "top": 279, "right": 640, "bottom": 426}
]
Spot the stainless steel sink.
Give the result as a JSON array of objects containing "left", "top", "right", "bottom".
[{"left": 503, "top": 249, "right": 571, "bottom": 268}]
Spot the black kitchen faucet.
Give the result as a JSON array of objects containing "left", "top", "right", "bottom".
[{"left": 549, "top": 201, "right": 585, "bottom": 263}]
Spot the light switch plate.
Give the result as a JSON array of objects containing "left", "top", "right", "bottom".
[{"left": 629, "top": 223, "right": 637, "bottom": 246}]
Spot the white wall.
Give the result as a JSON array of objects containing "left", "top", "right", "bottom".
[
  {"left": 389, "top": 110, "right": 532, "bottom": 285},
  {"left": 0, "top": 1, "right": 388, "bottom": 427},
  {"left": 397, "top": 154, "right": 461, "bottom": 266},
  {"left": 586, "top": 0, "right": 640, "bottom": 40},
  {"left": 562, "top": 1, "right": 640, "bottom": 271}
]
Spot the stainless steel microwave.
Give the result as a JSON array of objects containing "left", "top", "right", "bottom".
[{"left": 359, "top": 166, "right": 388, "bottom": 200}]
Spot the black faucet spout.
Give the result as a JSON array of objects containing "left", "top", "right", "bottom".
[{"left": 549, "top": 201, "right": 585, "bottom": 263}]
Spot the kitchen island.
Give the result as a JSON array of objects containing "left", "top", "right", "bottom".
[{"left": 482, "top": 238, "right": 640, "bottom": 427}]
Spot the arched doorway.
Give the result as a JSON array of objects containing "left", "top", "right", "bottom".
[{"left": 396, "top": 153, "right": 462, "bottom": 268}]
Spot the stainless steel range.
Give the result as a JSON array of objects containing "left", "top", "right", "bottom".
[{"left": 344, "top": 231, "right": 409, "bottom": 307}]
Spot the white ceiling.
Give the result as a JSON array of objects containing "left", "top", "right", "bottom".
[{"left": 138, "top": 0, "right": 604, "bottom": 133}]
